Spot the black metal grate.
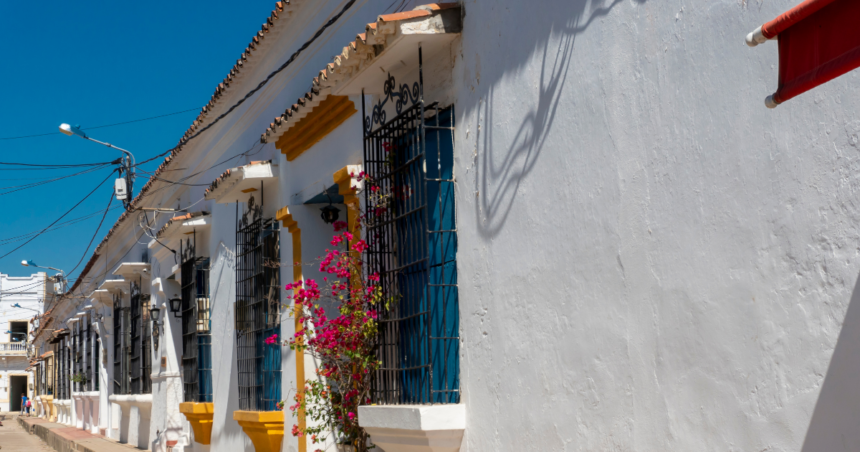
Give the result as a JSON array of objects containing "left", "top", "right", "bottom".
[
  {"left": 363, "top": 55, "right": 460, "bottom": 405},
  {"left": 235, "top": 195, "right": 281, "bottom": 411},
  {"left": 129, "top": 280, "right": 152, "bottom": 395},
  {"left": 130, "top": 281, "right": 142, "bottom": 394},
  {"left": 181, "top": 233, "right": 213, "bottom": 403},
  {"left": 86, "top": 313, "right": 93, "bottom": 391},
  {"left": 72, "top": 322, "right": 80, "bottom": 393},
  {"left": 94, "top": 331, "right": 100, "bottom": 392},
  {"left": 114, "top": 304, "right": 129, "bottom": 395}
]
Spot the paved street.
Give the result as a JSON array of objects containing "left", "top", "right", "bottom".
[{"left": 0, "top": 413, "right": 53, "bottom": 452}]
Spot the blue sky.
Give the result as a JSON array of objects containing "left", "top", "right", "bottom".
[{"left": 0, "top": 1, "right": 277, "bottom": 280}]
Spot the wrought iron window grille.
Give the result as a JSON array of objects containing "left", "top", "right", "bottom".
[
  {"left": 235, "top": 193, "right": 282, "bottom": 411},
  {"left": 129, "top": 278, "right": 153, "bottom": 395},
  {"left": 362, "top": 46, "right": 461, "bottom": 405},
  {"left": 181, "top": 232, "right": 213, "bottom": 403},
  {"left": 86, "top": 312, "right": 93, "bottom": 391},
  {"left": 114, "top": 303, "right": 129, "bottom": 395}
]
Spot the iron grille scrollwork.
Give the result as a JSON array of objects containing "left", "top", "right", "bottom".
[
  {"left": 365, "top": 73, "right": 421, "bottom": 133},
  {"left": 235, "top": 194, "right": 281, "bottom": 411},
  {"left": 181, "top": 232, "right": 213, "bottom": 403},
  {"left": 362, "top": 46, "right": 460, "bottom": 405}
]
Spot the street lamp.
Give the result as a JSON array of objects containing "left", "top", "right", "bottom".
[
  {"left": 149, "top": 306, "right": 162, "bottom": 351},
  {"left": 21, "top": 260, "right": 66, "bottom": 293},
  {"left": 11, "top": 303, "right": 40, "bottom": 313},
  {"left": 59, "top": 123, "right": 136, "bottom": 209}
]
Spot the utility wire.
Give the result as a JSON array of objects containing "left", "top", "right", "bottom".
[
  {"left": 0, "top": 108, "right": 200, "bottom": 141},
  {"left": 67, "top": 192, "right": 114, "bottom": 276},
  {"left": 0, "top": 160, "right": 117, "bottom": 167},
  {"left": 0, "top": 169, "right": 117, "bottom": 262},
  {"left": 0, "top": 164, "right": 114, "bottom": 196},
  {"left": 134, "top": 0, "right": 358, "bottom": 165},
  {"left": 0, "top": 205, "right": 124, "bottom": 246}
]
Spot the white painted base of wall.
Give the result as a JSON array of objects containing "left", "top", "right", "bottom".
[
  {"left": 54, "top": 399, "right": 72, "bottom": 425},
  {"left": 109, "top": 394, "right": 153, "bottom": 449},
  {"left": 358, "top": 405, "right": 465, "bottom": 452}
]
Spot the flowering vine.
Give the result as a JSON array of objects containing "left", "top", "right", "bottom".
[{"left": 284, "top": 221, "right": 389, "bottom": 452}]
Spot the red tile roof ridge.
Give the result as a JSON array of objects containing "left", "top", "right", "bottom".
[
  {"left": 156, "top": 211, "right": 211, "bottom": 239},
  {"left": 260, "top": 3, "right": 461, "bottom": 144},
  {"left": 69, "top": 3, "right": 304, "bottom": 296}
]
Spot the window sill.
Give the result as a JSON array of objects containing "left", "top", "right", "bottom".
[
  {"left": 109, "top": 394, "right": 153, "bottom": 417},
  {"left": 72, "top": 391, "right": 99, "bottom": 400},
  {"left": 232, "top": 410, "right": 284, "bottom": 452},
  {"left": 180, "top": 402, "right": 215, "bottom": 445},
  {"left": 357, "top": 404, "right": 466, "bottom": 452}
]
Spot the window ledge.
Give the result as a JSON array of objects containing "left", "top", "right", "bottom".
[
  {"left": 109, "top": 394, "right": 153, "bottom": 416},
  {"left": 72, "top": 391, "right": 99, "bottom": 400},
  {"left": 233, "top": 410, "right": 284, "bottom": 452},
  {"left": 358, "top": 404, "right": 465, "bottom": 452},
  {"left": 180, "top": 402, "right": 215, "bottom": 445}
]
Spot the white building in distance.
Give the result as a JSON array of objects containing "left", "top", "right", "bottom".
[{"left": 0, "top": 272, "right": 47, "bottom": 412}]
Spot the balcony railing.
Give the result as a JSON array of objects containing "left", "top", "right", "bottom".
[{"left": 0, "top": 342, "right": 28, "bottom": 355}]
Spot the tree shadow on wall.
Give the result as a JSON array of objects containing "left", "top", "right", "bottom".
[
  {"left": 470, "top": 0, "right": 640, "bottom": 239},
  {"left": 800, "top": 270, "right": 860, "bottom": 451}
]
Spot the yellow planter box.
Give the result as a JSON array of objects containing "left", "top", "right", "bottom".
[
  {"left": 180, "top": 402, "right": 215, "bottom": 445},
  {"left": 41, "top": 395, "right": 56, "bottom": 422},
  {"left": 233, "top": 410, "right": 285, "bottom": 452}
]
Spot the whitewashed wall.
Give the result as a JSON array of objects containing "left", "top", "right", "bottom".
[
  {"left": 449, "top": 0, "right": 860, "bottom": 451},
  {"left": 0, "top": 272, "right": 45, "bottom": 411}
]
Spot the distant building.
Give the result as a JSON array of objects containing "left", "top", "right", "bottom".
[{"left": 0, "top": 272, "right": 47, "bottom": 412}]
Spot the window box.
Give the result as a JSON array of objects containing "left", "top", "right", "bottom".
[
  {"left": 358, "top": 404, "right": 466, "bottom": 452},
  {"left": 233, "top": 410, "right": 284, "bottom": 452}
]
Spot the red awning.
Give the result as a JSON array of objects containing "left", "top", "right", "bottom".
[{"left": 745, "top": 0, "right": 860, "bottom": 108}]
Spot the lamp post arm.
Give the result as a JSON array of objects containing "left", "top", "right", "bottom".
[{"left": 84, "top": 137, "right": 135, "bottom": 166}]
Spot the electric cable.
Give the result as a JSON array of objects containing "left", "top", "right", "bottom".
[
  {"left": 0, "top": 160, "right": 117, "bottom": 168},
  {"left": 0, "top": 108, "right": 201, "bottom": 141},
  {"left": 0, "top": 205, "right": 124, "bottom": 246},
  {"left": 0, "top": 164, "right": 114, "bottom": 196},
  {"left": 66, "top": 192, "right": 114, "bottom": 276},
  {"left": 133, "top": 0, "right": 358, "bottom": 166},
  {"left": 0, "top": 169, "right": 117, "bottom": 262}
]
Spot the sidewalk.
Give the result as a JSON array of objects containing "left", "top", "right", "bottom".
[
  {"left": 11, "top": 415, "right": 145, "bottom": 452},
  {"left": 0, "top": 413, "right": 54, "bottom": 452}
]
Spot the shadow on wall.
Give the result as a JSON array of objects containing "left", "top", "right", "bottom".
[
  {"left": 210, "top": 242, "right": 254, "bottom": 452},
  {"left": 466, "top": 0, "right": 643, "bottom": 238},
  {"left": 801, "top": 270, "right": 860, "bottom": 451}
]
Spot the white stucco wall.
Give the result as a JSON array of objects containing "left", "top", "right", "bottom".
[
  {"left": 448, "top": 0, "right": 860, "bottom": 451},
  {"left": 0, "top": 272, "right": 45, "bottom": 411}
]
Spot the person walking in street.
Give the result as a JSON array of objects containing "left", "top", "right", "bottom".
[
  {"left": 20, "top": 393, "right": 27, "bottom": 416},
  {"left": 25, "top": 398, "right": 31, "bottom": 416}
]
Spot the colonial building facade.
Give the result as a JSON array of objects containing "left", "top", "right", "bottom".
[
  {"left": 1, "top": 272, "right": 47, "bottom": 413},
  {"left": 29, "top": 1, "right": 860, "bottom": 452}
]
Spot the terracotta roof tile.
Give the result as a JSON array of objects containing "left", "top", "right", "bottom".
[
  {"left": 155, "top": 211, "right": 210, "bottom": 239},
  {"left": 67, "top": 2, "right": 304, "bottom": 296},
  {"left": 261, "top": 3, "right": 461, "bottom": 144}
]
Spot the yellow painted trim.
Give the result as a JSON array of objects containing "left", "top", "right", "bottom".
[
  {"left": 233, "top": 410, "right": 285, "bottom": 452},
  {"left": 180, "top": 402, "right": 215, "bottom": 445},
  {"left": 333, "top": 166, "right": 362, "bottom": 263},
  {"left": 275, "top": 96, "right": 357, "bottom": 162},
  {"left": 275, "top": 206, "right": 306, "bottom": 452}
]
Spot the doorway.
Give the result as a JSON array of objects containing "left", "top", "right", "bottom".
[{"left": 10, "top": 375, "right": 27, "bottom": 412}]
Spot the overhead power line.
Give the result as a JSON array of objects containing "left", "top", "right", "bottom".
[
  {"left": 0, "top": 108, "right": 201, "bottom": 141},
  {"left": 0, "top": 169, "right": 117, "bottom": 262},
  {"left": 135, "top": 0, "right": 360, "bottom": 166},
  {"left": 0, "top": 164, "right": 114, "bottom": 196},
  {"left": 67, "top": 192, "right": 114, "bottom": 276}
]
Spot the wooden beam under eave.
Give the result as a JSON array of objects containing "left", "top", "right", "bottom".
[{"left": 275, "top": 96, "right": 357, "bottom": 161}]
